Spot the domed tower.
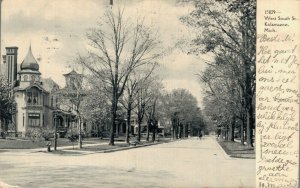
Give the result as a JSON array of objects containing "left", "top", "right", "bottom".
[
  {"left": 14, "top": 45, "right": 48, "bottom": 137},
  {"left": 18, "top": 45, "right": 41, "bottom": 85}
]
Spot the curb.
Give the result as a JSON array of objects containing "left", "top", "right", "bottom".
[
  {"left": 102, "top": 142, "right": 162, "bottom": 153},
  {"left": 56, "top": 141, "right": 170, "bottom": 155},
  {"left": 215, "top": 138, "right": 232, "bottom": 160}
]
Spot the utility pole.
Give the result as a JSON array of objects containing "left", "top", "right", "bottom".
[
  {"left": 54, "top": 113, "right": 57, "bottom": 150},
  {"left": 78, "top": 116, "right": 82, "bottom": 149}
]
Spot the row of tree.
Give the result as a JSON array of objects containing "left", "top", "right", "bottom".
[
  {"left": 62, "top": 71, "right": 206, "bottom": 147},
  {"left": 57, "top": 8, "right": 206, "bottom": 146},
  {"left": 181, "top": 0, "right": 256, "bottom": 147}
]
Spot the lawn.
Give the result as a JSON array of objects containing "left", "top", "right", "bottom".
[
  {"left": 0, "top": 138, "right": 51, "bottom": 149},
  {"left": 65, "top": 139, "right": 170, "bottom": 153},
  {"left": 0, "top": 136, "right": 171, "bottom": 150},
  {"left": 71, "top": 142, "right": 131, "bottom": 151},
  {"left": 0, "top": 137, "right": 106, "bottom": 149},
  {"left": 217, "top": 139, "right": 255, "bottom": 159}
]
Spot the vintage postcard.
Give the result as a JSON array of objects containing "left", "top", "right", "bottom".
[{"left": 0, "top": 0, "right": 299, "bottom": 188}]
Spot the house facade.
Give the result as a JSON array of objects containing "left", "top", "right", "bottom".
[{"left": 1, "top": 45, "right": 77, "bottom": 137}]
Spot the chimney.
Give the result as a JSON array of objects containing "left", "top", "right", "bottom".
[{"left": 5, "top": 47, "right": 18, "bottom": 87}]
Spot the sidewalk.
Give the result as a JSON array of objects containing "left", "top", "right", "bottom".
[{"left": 23, "top": 139, "right": 172, "bottom": 155}]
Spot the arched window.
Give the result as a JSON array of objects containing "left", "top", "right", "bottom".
[
  {"left": 31, "top": 75, "right": 35, "bottom": 82},
  {"left": 27, "top": 92, "right": 32, "bottom": 103},
  {"left": 24, "top": 75, "right": 28, "bottom": 81},
  {"left": 33, "top": 92, "right": 38, "bottom": 104},
  {"left": 27, "top": 89, "right": 39, "bottom": 105}
]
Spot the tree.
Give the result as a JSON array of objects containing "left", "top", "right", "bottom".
[
  {"left": 182, "top": 0, "right": 256, "bottom": 147},
  {"left": 79, "top": 8, "right": 161, "bottom": 145},
  {"left": 120, "top": 65, "right": 156, "bottom": 143},
  {"left": 134, "top": 76, "right": 158, "bottom": 142},
  {"left": 144, "top": 79, "right": 164, "bottom": 142},
  {"left": 80, "top": 77, "right": 111, "bottom": 138},
  {"left": 162, "top": 89, "right": 204, "bottom": 139},
  {"left": 199, "top": 55, "right": 243, "bottom": 142},
  {"left": 0, "top": 75, "right": 16, "bottom": 137},
  {"left": 55, "top": 71, "right": 86, "bottom": 149}
]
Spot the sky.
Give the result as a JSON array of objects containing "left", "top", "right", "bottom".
[{"left": 1, "top": 0, "right": 209, "bottom": 106}]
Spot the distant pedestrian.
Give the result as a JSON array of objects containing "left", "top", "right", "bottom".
[
  {"left": 199, "top": 132, "right": 203, "bottom": 140},
  {"left": 46, "top": 141, "right": 52, "bottom": 152}
]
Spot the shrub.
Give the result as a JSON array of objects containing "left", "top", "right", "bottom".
[
  {"left": 25, "top": 127, "right": 43, "bottom": 141},
  {"left": 66, "top": 127, "right": 88, "bottom": 142},
  {"left": 0, "top": 131, "right": 7, "bottom": 139},
  {"left": 41, "top": 127, "right": 55, "bottom": 141},
  {"left": 66, "top": 127, "right": 79, "bottom": 142}
]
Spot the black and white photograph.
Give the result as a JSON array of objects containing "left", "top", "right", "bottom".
[{"left": 2, "top": 0, "right": 294, "bottom": 187}]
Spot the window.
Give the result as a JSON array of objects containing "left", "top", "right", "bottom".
[
  {"left": 24, "top": 75, "right": 28, "bottom": 81},
  {"left": 27, "top": 92, "right": 32, "bottom": 103},
  {"left": 31, "top": 75, "right": 35, "bottom": 82},
  {"left": 51, "top": 96, "right": 54, "bottom": 107},
  {"left": 28, "top": 113, "right": 40, "bottom": 127},
  {"left": 33, "top": 92, "right": 38, "bottom": 104},
  {"left": 27, "top": 90, "right": 39, "bottom": 105}
]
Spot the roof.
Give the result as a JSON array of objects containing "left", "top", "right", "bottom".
[
  {"left": 63, "top": 70, "right": 82, "bottom": 76},
  {"left": 53, "top": 108, "right": 76, "bottom": 116},
  {"left": 18, "top": 69, "right": 41, "bottom": 75},
  {"left": 5, "top": 46, "right": 18, "bottom": 49},
  {"left": 14, "top": 83, "right": 49, "bottom": 94},
  {"left": 20, "top": 45, "right": 39, "bottom": 71},
  {"left": 41, "top": 77, "right": 60, "bottom": 92}
]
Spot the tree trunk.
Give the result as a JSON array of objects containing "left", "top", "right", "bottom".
[
  {"left": 152, "top": 120, "right": 156, "bottom": 142},
  {"left": 229, "top": 116, "right": 235, "bottom": 142},
  {"left": 183, "top": 123, "right": 186, "bottom": 138},
  {"left": 54, "top": 115, "right": 57, "bottom": 150},
  {"left": 146, "top": 119, "right": 150, "bottom": 141},
  {"left": 171, "top": 118, "right": 175, "bottom": 139},
  {"left": 78, "top": 117, "right": 82, "bottom": 149},
  {"left": 109, "top": 113, "right": 116, "bottom": 145},
  {"left": 175, "top": 120, "right": 179, "bottom": 139},
  {"left": 126, "top": 107, "right": 131, "bottom": 144},
  {"left": 172, "top": 126, "right": 175, "bottom": 140},
  {"left": 246, "top": 110, "right": 254, "bottom": 147},
  {"left": 225, "top": 125, "right": 228, "bottom": 141},
  {"left": 137, "top": 118, "right": 142, "bottom": 142},
  {"left": 240, "top": 120, "right": 245, "bottom": 145},
  {"left": 179, "top": 123, "right": 183, "bottom": 139},
  {"left": 241, "top": 12, "right": 255, "bottom": 148},
  {"left": 109, "top": 92, "right": 117, "bottom": 145},
  {"left": 98, "top": 123, "right": 101, "bottom": 138}
]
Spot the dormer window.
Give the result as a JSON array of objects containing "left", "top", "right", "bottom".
[{"left": 27, "top": 89, "right": 40, "bottom": 105}]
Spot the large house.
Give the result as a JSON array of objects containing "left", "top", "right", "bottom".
[{"left": 1, "top": 45, "right": 78, "bottom": 137}]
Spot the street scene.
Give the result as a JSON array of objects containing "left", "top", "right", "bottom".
[
  {"left": 0, "top": 136, "right": 255, "bottom": 188},
  {"left": 0, "top": 0, "right": 256, "bottom": 187}
]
